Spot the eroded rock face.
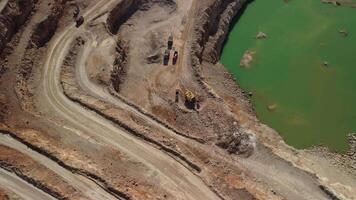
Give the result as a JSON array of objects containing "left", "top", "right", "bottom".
[
  {"left": 31, "top": 0, "right": 68, "bottom": 47},
  {"left": 0, "top": 0, "right": 36, "bottom": 53},
  {"left": 202, "top": 0, "right": 246, "bottom": 64},
  {"left": 0, "top": 94, "right": 8, "bottom": 123},
  {"left": 192, "top": 0, "right": 246, "bottom": 63},
  {"left": 107, "top": 0, "right": 141, "bottom": 34}
]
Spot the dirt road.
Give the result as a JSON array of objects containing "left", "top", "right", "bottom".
[
  {"left": 38, "top": 0, "right": 220, "bottom": 199},
  {"left": 0, "top": 168, "right": 55, "bottom": 200},
  {"left": 0, "top": 134, "right": 120, "bottom": 200},
  {"left": 0, "top": 0, "right": 8, "bottom": 14}
]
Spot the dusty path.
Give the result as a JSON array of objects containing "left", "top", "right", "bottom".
[
  {"left": 0, "top": 0, "right": 8, "bottom": 14},
  {"left": 0, "top": 134, "right": 120, "bottom": 200},
  {"left": 37, "top": 0, "right": 220, "bottom": 199},
  {"left": 0, "top": 168, "right": 55, "bottom": 200}
]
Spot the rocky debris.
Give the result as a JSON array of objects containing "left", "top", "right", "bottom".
[
  {"left": 347, "top": 133, "right": 356, "bottom": 162},
  {"left": 338, "top": 29, "right": 348, "bottom": 37},
  {"left": 322, "top": 0, "right": 342, "bottom": 6},
  {"left": 140, "top": 0, "right": 177, "bottom": 12},
  {"left": 256, "top": 31, "right": 267, "bottom": 39},
  {"left": 31, "top": 0, "right": 68, "bottom": 47},
  {"left": 111, "top": 38, "right": 129, "bottom": 92},
  {"left": 321, "top": 0, "right": 356, "bottom": 7},
  {"left": 107, "top": 0, "right": 177, "bottom": 34},
  {"left": 267, "top": 104, "right": 277, "bottom": 111},
  {"left": 202, "top": 0, "right": 246, "bottom": 64},
  {"left": 323, "top": 61, "right": 329, "bottom": 67},
  {"left": 240, "top": 50, "right": 255, "bottom": 68},
  {"left": 15, "top": 45, "right": 40, "bottom": 112},
  {"left": 217, "top": 128, "right": 256, "bottom": 157},
  {"left": 0, "top": 0, "right": 36, "bottom": 54}
]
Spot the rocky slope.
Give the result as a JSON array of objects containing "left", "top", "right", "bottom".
[
  {"left": 0, "top": 0, "right": 36, "bottom": 54},
  {"left": 107, "top": 0, "right": 141, "bottom": 34}
]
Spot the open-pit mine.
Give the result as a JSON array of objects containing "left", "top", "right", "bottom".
[{"left": 0, "top": 0, "right": 355, "bottom": 200}]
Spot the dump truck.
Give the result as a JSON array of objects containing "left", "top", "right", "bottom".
[
  {"left": 76, "top": 16, "right": 84, "bottom": 27},
  {"left": 172, "top": 51, "right": 178, "bottom": 65},
  {"left": 168, "top": 35, "right": 173, "bottom": 50},
  {"left": 163, "top": 49, "right": 170, "bottom": 65}
]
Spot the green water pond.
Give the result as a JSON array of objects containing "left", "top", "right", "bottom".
[{"left": 221, "top": 0, "right": 356, "bottom": 152}]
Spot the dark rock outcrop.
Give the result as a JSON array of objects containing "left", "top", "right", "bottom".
[
  {"left": 31, "top": 0, "right": 68, "bottom": 47},
  {"left": 0, "top": 0, "right": 36, "bottom": 54},
  {"left": 202, "top": 0, "right": 246, "bottom": 63},
  {"left": 191, "top": 0, "right": 246, "bottom": 64}
]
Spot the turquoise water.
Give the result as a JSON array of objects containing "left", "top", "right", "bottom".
[{"left": 221, "top": 0, "right": 356, "bottom": 152}]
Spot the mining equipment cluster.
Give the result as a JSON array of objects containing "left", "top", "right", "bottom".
[
  {"left": 163, "top": 34, "right": 179, "bottom": 66},
  {"left": 73, "top": 4, "right": 84, "bottom": 28}
]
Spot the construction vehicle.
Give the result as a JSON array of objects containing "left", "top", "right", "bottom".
[
  {"left": 163, "top": 49, "right": 170, "bottom": 65},
  {"left": 172, "top": 51, "right": 178, "bottom": 65},
  {"left": 76, "top": 16, "right": 84, "bottom": 27},
  {"left": 168, "top": 34, "right": 173, "bottom": 50},
  {"left": 184, "top": 90, "right": 196, "bottom": 109},
  {"left": 175, "top": 90, "right": 179, "bottom": 103},
  {"left": 73, "top": 4, "right": 80, "bottom": 18}
]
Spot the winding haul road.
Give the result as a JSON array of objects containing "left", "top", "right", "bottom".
[
  {"left": 0, "top": 134, "right": 119, "bottom": 200},
  {"left": 39, "top": 0, "right": 219, "bottom": 199},
  {"left": 0, "top": 168, "right": 55, "bottom": 200}
]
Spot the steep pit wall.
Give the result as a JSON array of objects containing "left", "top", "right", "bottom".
[
  {"left": 191, "top": 0, "right": 246, "bottom": 63},
  {"left": 107, "top": 0, "right": 141, "bottom": 34},
  {"left": 202, "top": 0, "right": 246, "bottom": 63},
  {"left": 107, "top": 0, "right": 176, "bottom": 34},
  {"left": 0, "top": 0, "right": 36, "bottom": 54},
  {"left": 31, "top": 0, "right": 68, "bottom": 47}
]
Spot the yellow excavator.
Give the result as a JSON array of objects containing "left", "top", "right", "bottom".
[{"left": 184, "top": 90, "right": 196, "bottom": 103}]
